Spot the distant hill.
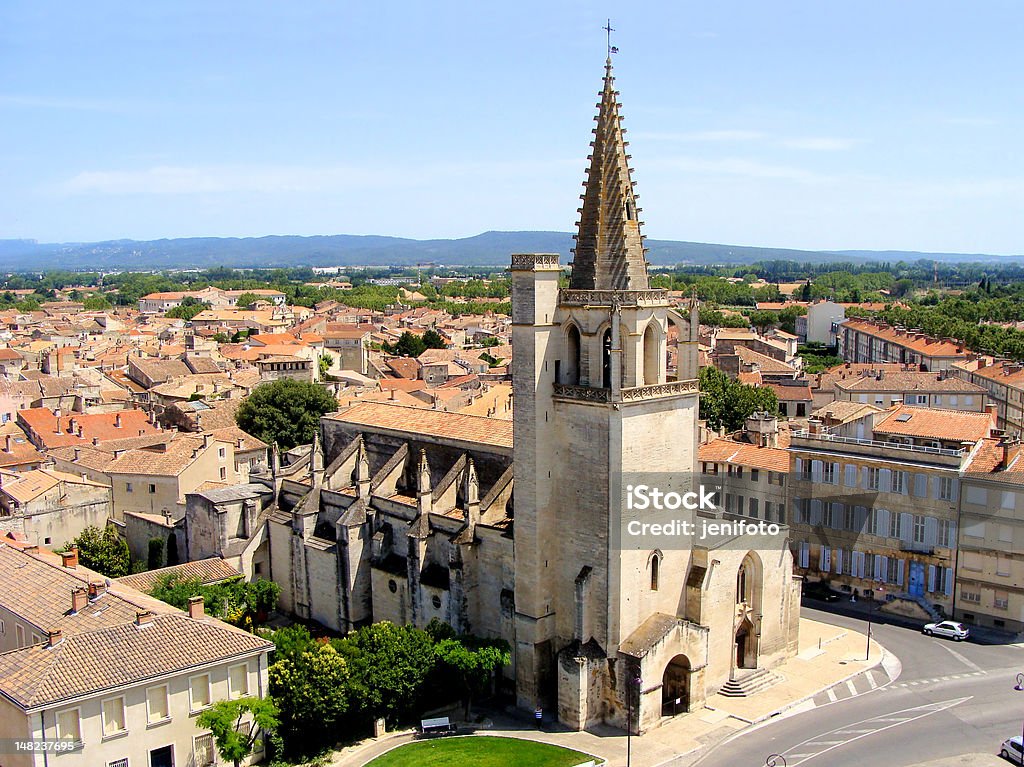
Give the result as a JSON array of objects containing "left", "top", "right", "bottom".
[{"left": 0, "top": 232, "right": 1020, "bottom": 271}]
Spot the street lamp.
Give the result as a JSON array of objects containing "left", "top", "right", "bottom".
[
  {"left": 766, "top": 756, "right": 787, "bottom": 767},
  {"left": 866, "top": 582, "right": 885, "bottom": 661},
  {"left": 1012, "top": 673, "right": 1024, "bottom": 765},
  {"left": 626, "top": 673, "right": 642, "bottom": 767}
]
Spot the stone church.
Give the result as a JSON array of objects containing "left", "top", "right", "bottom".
[{"left": 254, "top": 57, "right": 800, "bottom": 733}]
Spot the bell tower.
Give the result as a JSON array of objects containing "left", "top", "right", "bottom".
[{"left": 511, "top": 54, "right": 701, "bottom": 726}]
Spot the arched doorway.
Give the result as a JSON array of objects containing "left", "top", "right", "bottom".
[
  {"left": 735, "top": 618, "right": 757, "bottom": 670},
  {"left": 661, "top": 654, "right": 690, "bottom": 716}
]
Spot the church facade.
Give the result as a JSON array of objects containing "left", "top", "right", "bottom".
[{"left": 263, "top": 57, "right": 800, "bottom": 733}]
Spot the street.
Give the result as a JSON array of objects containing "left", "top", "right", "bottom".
[{"left": 692, "top": 607, "right": 1024, "bottom": 767}]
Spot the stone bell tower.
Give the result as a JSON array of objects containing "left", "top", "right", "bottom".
[{"left": 511, "top": 56, "right": 701, "bottom": 727}]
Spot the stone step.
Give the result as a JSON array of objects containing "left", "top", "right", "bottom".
[{"left": 718, "top": 668, "right": 783, "bottom": 698}]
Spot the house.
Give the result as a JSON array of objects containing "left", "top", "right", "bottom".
[
  {"left": 0, "top": 541, "right": 273, "bottom": 767},
  {"left": 0, "top": 469, "right": 111, "bottom": 550}
]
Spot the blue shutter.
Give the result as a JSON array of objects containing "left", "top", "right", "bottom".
[
  {"left": 896, "top": 559, "right": 905, "bottom": 586},
  {"left": 812, "top": 460, "right": 823, "bottom": 482},
  {"left": 928, "top": 564, "right": 937, "bottom": 593},
  {"left": 924, "top": 516, "right": 938, "bottom": 546},
  {"left": 914, "top": 474, "right": 928, "bottom": 497},
  {"left": 835, "top": 548, "right": 844, "bottom": 575},
  {"left": 900, "top": 512, "right": 914, "bottom": 544},
  {"left": 845, "top": 464, "right": 857, "bottom": 487},
  {"left": 943, "top": 568, "right": 954, "bottom": 596},
  {"left": 879, "top": 469, "right": 892, "bottom": 493},
  {"left": 875, "top": 508, "right": 890, "bottom": 537}
]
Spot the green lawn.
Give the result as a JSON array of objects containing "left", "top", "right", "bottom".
[{"left": 365, "top": 735, "right": 598, "bottom": 767}]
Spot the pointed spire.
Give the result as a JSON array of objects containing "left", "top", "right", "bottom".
[{"left": 569, "top": 57, "right": 649, "bottom": 291}]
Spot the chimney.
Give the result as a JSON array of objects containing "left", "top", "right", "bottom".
[
  {"left": 87, "top": 581, "right": 106, "bottom": 600},
  {"left": 134, "top": 610, "right": 154, "bottom": 627},
  {"left": 47, "top": 629, "right": 63, "bottom": 648},
  {"left": 73, "top": 447, "right": 80, "bottom": 461},
  {"left": 60, "top": 547, "right": 78, "bottom": 569},
  {"left": 187, "top": 595, "right": 205, "bottom": 620},
  {"left": 236, "top": 437, "right": 243, "bottom": 450},
  {"left": 3, "top": 435, "right": 10, "bottom": 453},
  {"left": 202, "top": 434, "right": 210, "bottom": 449},
  {"left": 114, "top": 413, "right": 122, "bottom": 428},
  {"left": 92, "top": 437, "right": 99, "bottom": 446},
  {"left": 71, "top": 586, "right": 88, "bottom": 613}
]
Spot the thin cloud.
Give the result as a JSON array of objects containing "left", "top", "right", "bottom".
[
  {"left": 665, "top": 156, "right": 829, "bottom": 184},
  {"left": 780, "top": 137, "right": 858, "bottom": 151}
]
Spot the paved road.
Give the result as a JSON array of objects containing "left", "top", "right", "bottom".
[{"left": 690, "top": 606, "right": 1024, "bottom": 767}]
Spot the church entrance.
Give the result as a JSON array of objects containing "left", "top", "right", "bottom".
[
  {"left": 735, "top": 619, "right": 757, "bottom": 670},
  {"left": 661, "top": 654, "right": 690, "bottom": 716}
]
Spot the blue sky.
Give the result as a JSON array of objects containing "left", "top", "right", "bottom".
[{"left": 1, "top": 1, "right": 1021, "bottom": 254}]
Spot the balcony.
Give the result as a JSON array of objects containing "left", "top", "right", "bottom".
[
  {"left": 558, "top": 288, "right": 668, "bottom": 307},
  {"left": 553, "top": 379, "right": 698, "bottom": 404},
  {"left": 790, "top": 429, "right": 966, "bottom": 466}
]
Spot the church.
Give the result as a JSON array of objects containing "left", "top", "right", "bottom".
[{"left": 255, "top": 56, "right": 800, "bottom": 733}]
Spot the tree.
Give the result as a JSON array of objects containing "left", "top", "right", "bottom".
[
  {"left": 166, "top": 298, "right": 210, "bottom": 321},
  {"left": 269, "top": 641, "right": 351, "bottom": 754},
  {"left": 433, "top": 636, "right": 511, "bottom": 718},
  {"left": 383, "top": 331, "right": 427, "bottom": 357},
  {"left": 196, "top": 697, "right": 279, "bottom": 767},
  {"left": 698, "top": 367, "right": 779, "bottom": 432},
  {"left": 421, "top": 328, "right": 446, "bottom": 349},
  {"left": 234, "top": 292, "right": 260, "bottom": 309},
  {"left": 235, "top": 379, "right": 337, "bottom": 450},
  {"left": 147, "top": 537, "right": 165, "bottom": 570},
  {"left": 67, "top": 525, "right": 130, "bottom": 578},
  {"left": 318, "top": 352, "right": 334, "bottom": 378},
  {"left": 148, "top": 574, "right": 280, "bottom": 629},
  {"left": 82, "top": 295, "right": 112, "bottom": 311}
]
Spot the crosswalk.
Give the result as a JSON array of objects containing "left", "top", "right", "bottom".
[{"left": 810, "top": 666, "right": 985, "bottom": 708}]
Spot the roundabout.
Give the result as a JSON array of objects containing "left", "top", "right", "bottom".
[{"left": 364, "top": 734, "right": 599, "bottom": 767}]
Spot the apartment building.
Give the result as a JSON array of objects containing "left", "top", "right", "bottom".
[
  {"left": 788, "top": 406, "right": 998, "bottom": 616},
  {"left": 833, "top": 369, "right": 987, "bottom": 412},
  {"left": 837, "top": 318, "right": 970, "bottom": 371},
  {"left": 0, "top": 541, "right": 273, "bottom": 767},
  {"left": 953, "top": 356, "right": 1024, "bottom": 437}
]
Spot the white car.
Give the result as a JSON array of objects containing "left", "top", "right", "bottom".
[
  {"left": 922, "top": 620, "right": 970, "bottom": 641},
  {"left": 1000, "top": 735, "right": 1024, "bottom": 764}
]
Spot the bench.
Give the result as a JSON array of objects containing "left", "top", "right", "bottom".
[{"left": 419, "top": 717, "right": 456, "bottom": 737}]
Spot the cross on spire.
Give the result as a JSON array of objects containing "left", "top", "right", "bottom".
[{"left": 604, "top": 19, "right": 618, "bottom": 58}]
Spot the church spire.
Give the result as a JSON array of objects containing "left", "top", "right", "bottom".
[{"left": 569, "top": 56, "right": 649, "bottom": 291}]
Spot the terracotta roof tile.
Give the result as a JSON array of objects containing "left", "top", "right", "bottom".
[
  {"left": 328, "top": 401, "right": 513, "bottom": 449},
  {"left": 873, "top": 405, "right": 994, "bottom": 442}
]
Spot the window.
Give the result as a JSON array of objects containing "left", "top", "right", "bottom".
[
  {"left": 1003, "top": 492, "right": 1017, "bottom": 510},
  {"left": 102, "top": 697, "right": 126, "bottom": 737},
  {"left": 889, "top": 512, "right": 902, "bottom": 539},
  {"left": 56, "top": 708, "right": 81, "bottom": 742},
  {"left": 823, "top": 462, "right": 837, "bottom": 485},
  {"left": 867, "top": 468, "right": 880, "bottom": 491},
  {"left": 748, "top": 497, "right": 759, "bottom": 518},
  {"left": 891, "top": 471, "right": 906, "bottom": 494},
  {"left": 194, "top": 733, "right": 216, "bottom": 767},
  {"left": 190, "top": 673, "right": 211, "bottom": 711},
  {"left": 995, "top": 591, "right": 1010, "bottom": 610},
  {"left": 148, "top": 484, "right": 156, "bottom": 494},
  {"left": 126, "top": 482, "right": 133, "bottom": 493},
  {"left": 16, "top": 625, "right": 24, "bottom": 647},
  {"left": 843, "top": 506, "right": 856, "bottom": 531},
  {"left": 964, "top": 395, "right": 974, "bottom": 407},
  {"left": 750, "top": 469, "right": 760, "bottom": 482},
  {"left": 108, "top": 759, "right": 129, "bottom": 767},
  {"left": 962, "top": 589, "right": 981, "bottom": 604},
  {"left": 219, "top": 467, "right": 227, "bottom": 480},
  {"left": 764, "top": 501, "right": 773, "bottom": 522},
  {"left": 939, "top": 476, "right": 954, "bottom": 501},
  {"left": 147, "top": 684, "right": 169, "bottom": 724},
  {"left": 939, "top": 519, "right": 953, "bottom": 548},
  {"left": 997, "top": 555, "right": 1012, "bottom": 577},
  {"left": 965, "top": 486, "right": 988, "bottom": 506},
  {"left": 724, "top": 494, "right": 734, "bottom": 513},
  {"left": 650, "top": 553, "right": 660, "bottom": 591},
  {"left": 964, "top": 521, "right": 985, "bottom": 539},
  {"left": 913, "top": 515, "right": 926, "bottom": 544},
  {"left": 768, "top": 471, "right": 784, "bottom": 486},
  {"left": 218, "top": 447, "right": 226, "bottom": 459},
  {"left": 229, "top": 663, "right": 249, "bottom": 699}
]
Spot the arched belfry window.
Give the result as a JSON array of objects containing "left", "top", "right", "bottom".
[
  {"left": 650, "top": 551, "right": 661, "bottom": 591},
  {"left": 601, "top": 329, "right": 612, "bottom": 389},
  {"left": 566, "top": 325, "right": 581, "bottom": 385},
  {"left": 625, "top": 197, "right": 636, "bottom": 221}
]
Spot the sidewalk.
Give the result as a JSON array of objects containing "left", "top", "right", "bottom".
[{"left": 330, "top": 617, "right": 889, "bottom": 767}]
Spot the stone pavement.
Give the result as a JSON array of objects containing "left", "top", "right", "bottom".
[{"left": 330, "top": 617, "right": 891, "bottom": 767}]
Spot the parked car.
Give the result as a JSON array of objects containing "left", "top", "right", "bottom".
[
  {"left": 922, "top": 620, "right": 970, "bottom": 641},
  {"left": 802, "top": 580, "right": 842, "bottom": 602},
  {"left": 1000, "top": 735, "right": 1023, "bottom": 763}
]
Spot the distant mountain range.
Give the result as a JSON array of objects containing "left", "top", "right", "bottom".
[{"left": 0, "top": 232, "right": 1020, "bottom": 271}]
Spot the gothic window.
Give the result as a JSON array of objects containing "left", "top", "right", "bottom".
[
  {"left": 737, "top": 564, "right": 747, "bottom": 604},
  {"left": 650, "top": 552, "right": 661, "bottom": 591},
  {"left": 602, "top": 329, "right": 612, "bottom": 389},
  {"left": 565, "top": 325, "right": 581, "bottom": 385},
  {"left": 625, "top": 197, "right": 636, "bottom": 221},
  {"left": 643, "top": 323, "right": 659, "bottom": 386}
]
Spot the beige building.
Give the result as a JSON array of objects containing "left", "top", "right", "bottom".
[
  {"left": 837, "top": 318, "right": 969, "bottom": 371},
  {"left": 953, "top": 356, "right": 1024, "bottom": 437},
  {"left": 0, "top": 541, "right": 272, "bottom": 767},
  {"left": 833, "top": 368, "right": 986, "bottom": 412},
  {"left": 0, "top": 468, "right": 111, "bottom": 550}
]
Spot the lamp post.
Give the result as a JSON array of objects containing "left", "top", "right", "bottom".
[
  {"left": 866, "top": 582, "right": 885, "bottom": 661},
  {"left": 626, "top": 673, "right": 642, "bottom": 767},
  {"left": 1012, "top": 673, "right": 1024, "bottom": 765}
]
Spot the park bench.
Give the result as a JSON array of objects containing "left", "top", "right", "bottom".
[{"left": 419, "top": 716, "right": 456, "bottom": 737}]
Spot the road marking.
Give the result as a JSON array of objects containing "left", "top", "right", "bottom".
[
  {"left": 865, "top": 671, "right": 878, "bottom": 689},
  {"left": 826, "top": 688, "right": 837, "bottom": 702},
  {"left": 934, "top": 642, "right": 985, "bottom": 673},
  {"left": 781, "top": 697, "right": 971, "bottom": 765},
  {"left": 845, "top": 680, "right": 857, "bottom": 696}
]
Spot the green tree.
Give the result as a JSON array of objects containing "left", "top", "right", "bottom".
[
  {"left": 318, "top": 352, "right": 334, "bottom": 378},
  {"left": 269, "top": 641, "right": 351, "bottom": 754},
  {"left": 433, "top": 636, "right": 511, "bottom": 718},
  {"left": 383, "top": 331, "right": 427, "bottom": 357},
  {"left": 235, "top": 379, "right": 337, "bottom": 450},
  {"left": 335, "top": 622, "right": 436, "bottom": 725},
  {"left": 82, "top": 295, "right": 112, "bottom": 311},
  {"left": 234, "top": 292, "right": 261, "bottom": 309},
  {"left": 147, "top": 538, "right": 165, "bottom": 571},
  {"left": 166, "top": 297, "right": 210, "bottom": 321},
  {"left": 148, "top": 574, "right": 280, "bottom": 628},
  {"left": 421, "top": 328, "right": 446, "bottom": 349},
  {"left": 67, "top": 525, "right": 130, "bottom": 578},
  {"left": 698, "top": 367, "right": 779, "bottom": 432},
  {"left": 196, "top": 697, "right": 280, "bottom": 767}
]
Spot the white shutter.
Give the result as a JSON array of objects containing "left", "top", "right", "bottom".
[
  {"left": 879, "top": 469, "right": 892, "bottom": 493},
  {"left": 795, "top": 457, "right": 804, "bottom": 475},
  {"left": 834, "top": 548, "right": 844, "bottom": 575},
  {"left": 875, "top": 508, "right": 890, "bottom": 537},
  {"left": 831, "top": 503, "right": 843, "bottom": 529},
  {"left": 900, "top": 512, "right": 914, "bottom": 544},
  {"left": 845, "top": 464, "right": 857, "bottom": 487},
  {"left": 950, "top": 478, "right": 959, "bottom": 502},
  {"left": 931, "top": 476, "right": 940, "bottom": 499},
  {"left": 874, "top": 554, "right": 884, "bottom": 580},
  {"left": 861, "top": 467, "right": 870, "bottom": 487},
  {"left": 928, "top": 564, "right": 937, "bottom": 593},
  {"left": 812, "top": 460, "right": 824, "bottom": 482},
  {"left": 820, "top": 546, "right": 831, "bottom": 573},
  {"left": 914, "top": 474, "right": 928, "bottom": 497},
  {"left": 943, "top": 567, "right": 954, "bottom": 596},
  {"left": 855, "top": 506, "right": 869, "bottom": 532},
  {"left": 800, "top": 541, "right": 810, "bottom": 568},
  {"left": 896, "top": 559, "right": 905, "bottom": 586},
  {"left": 924, "top": 516, "right": 938, "bottom": 546},
  {"left": 810, "top": 499, "right": 822, "bottom": 526}
]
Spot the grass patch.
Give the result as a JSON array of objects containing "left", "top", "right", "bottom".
[{"left": 365, "top": 735, "right": 597, "bottom": 767}]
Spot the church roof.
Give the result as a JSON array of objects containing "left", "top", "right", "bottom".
[{"left": 569, "top": 58, "right": 649, "bottom": 291}]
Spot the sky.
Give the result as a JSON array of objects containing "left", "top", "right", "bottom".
[{"left": 1, "top": 1, "right": 1022, "bottom": 254}]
